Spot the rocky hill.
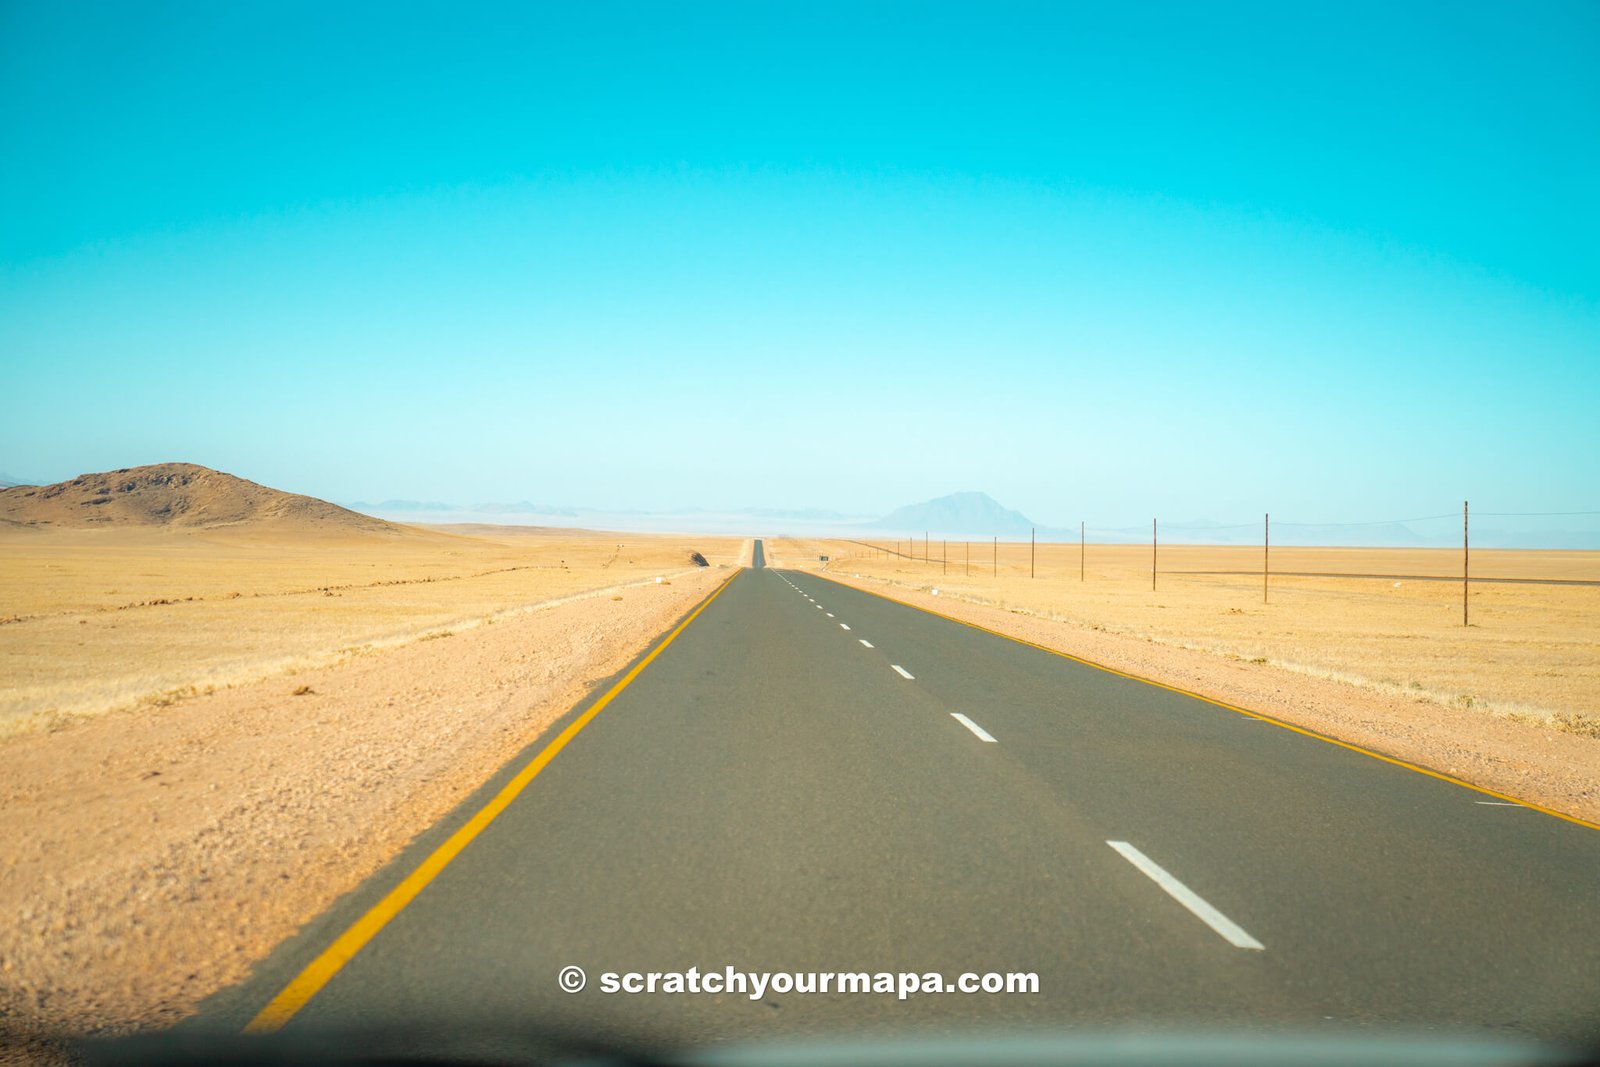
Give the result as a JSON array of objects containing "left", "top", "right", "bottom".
[{"left": 0, "top": 463, "right": 400, "bottom": 534}]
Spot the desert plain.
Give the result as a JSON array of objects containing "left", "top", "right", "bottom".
[
  {"left": 1, "top": 522, "right": 744, "bottom": 739},
  {"left": 0, "top": 466, "right": 747, "bottom": 1055},
  {"left": 2, "top": 469, "right": 1597, "bottom": 1056}
]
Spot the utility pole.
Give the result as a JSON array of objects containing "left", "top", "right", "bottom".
[
  {"left": 943, "top": 540, "right": 947, "bottom": 575},
  {"left": 1080, "top": 520, "right": 1085, "bottom": 582},
  {"left": 1031, "top": 527, "right": 1036, "bottom": 578},
  {"left": 965, "top": 540, "right": 970, "bottom": 576},
  {"left": 993, "top": 535, "right": 997, "bottom": 577},
  {"left": 1464, "top": 500, "right": 1470, "bottom": 627},
  {"left": 1264, "top": 512, "right": 1270, "bottom": 604},
  {"left": 1152, "top": 518, "right": 1157, "bottom": 591}
]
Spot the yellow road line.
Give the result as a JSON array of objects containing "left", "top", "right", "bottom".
[
  {"left": 809, "top": 571, "right": 1600, "bottom": 833},
  {"left": 244, "top": 569, "right": 742, "bottom": 1033}
]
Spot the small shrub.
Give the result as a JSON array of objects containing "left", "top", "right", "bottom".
[{"left": 1552, "top": 713, "right": 1600, "bottom": 739}]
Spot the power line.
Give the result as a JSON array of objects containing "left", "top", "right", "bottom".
[
  {"left": 1475, "top": 510, "right": 1600, "bottom": 517},
  {"left": 1274, "top": 514, "right": 1457, "bottom": 527},
  {"left": 1158, "top": 522, "right": 1259, "bottom": 531}
]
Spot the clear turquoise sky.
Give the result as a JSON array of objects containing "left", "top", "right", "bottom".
[{"left": 3, "top": 1, "right": 1597, "bottom": 527}]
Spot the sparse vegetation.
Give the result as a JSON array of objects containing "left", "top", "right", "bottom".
[
  {"left": 1552, "top": 713, "right": 1600, "bottom": 739},
  {"left": 0, "top": 523, "right": 745, "bottom": 738}
]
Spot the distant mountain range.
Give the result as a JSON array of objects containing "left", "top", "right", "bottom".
[
  {"left": 349, "top": 500, "right": 852, "bottom": 521},
  {"left": 8, "top": 469, "right": 1588, "bottom": 546},
  {"left": 701, "top": 506, "right": 852, "bottom": 521},
  {"left": 341, "top": 492, "right": 1600, "bottom": 549},
  {"left": 348, "top": 499, "right": 579, "bottom": 517}
]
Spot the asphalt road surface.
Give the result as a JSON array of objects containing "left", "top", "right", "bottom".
[{"left": 199, "top": 541, "right": 1600, "bottom": 1050}]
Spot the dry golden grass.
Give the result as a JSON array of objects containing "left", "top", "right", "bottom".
[
  {"left": 768, "top": 537, "right": 1600, "bottom": 735},
  {"left": 0, "top": 524, "right": 745, "bottom": 738}
]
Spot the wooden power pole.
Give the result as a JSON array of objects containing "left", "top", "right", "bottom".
[{"left": 1152, "top": 518, "right": 1157, "bottom": 591}]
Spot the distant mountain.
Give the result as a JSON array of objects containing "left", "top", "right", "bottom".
[
  {"left": 867, "top": 491, "right": 1036, "bottom": 536},
  {"left": 348, "top": 499, "right": 582, "bottom": 517},
  {"left": 739, "top": 506, "right": 852, "bottom": 520},
  {"left": 1, "top": 463, "right": 400, "bottom": 534},
  {"left": 0, "top": 473, "right": 42, "bottom": 489},
  {"left": 347, "top": 499, "right": 462, "bottom": 512},
  {"left": 472, "top": 501, "right": 579, "bottom": 517},
  {"left": 1070, "top": 520, "right": 1430, "bottom": 547},
  {"left": 1265, "top": 522, "right": 1428, "bottom": 547}
]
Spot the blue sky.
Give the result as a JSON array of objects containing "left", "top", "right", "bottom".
[{"left": 3, "top": 1, "right": 1597, "bottom": 529}]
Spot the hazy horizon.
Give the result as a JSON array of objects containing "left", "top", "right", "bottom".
[
  {"left": 5, "top": 466, "right": 1598, "bottom": 549},
  {"left": 4, "top": 2, "right": 1597, "bottom": 531}
]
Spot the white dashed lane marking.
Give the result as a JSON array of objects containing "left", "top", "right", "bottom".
[
  {"left": 950, "top": 713, "right": 997, "bottom": 743},
  {"left": 1107, "top": 841, "right": 1264, "bottom": 951}
]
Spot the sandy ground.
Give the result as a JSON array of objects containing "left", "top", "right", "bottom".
[
  {"left": 0, "top": 564, "right": 732, "bottom": 1051},
  {"left": 0, "top": 528, "right": 749, "bottom": 1058},
  {"left": 0, "top": 525, "right": 743, "bottom": 738},
  {"left": 764, "top": 539, "right": 1600, "bottom": 826}
]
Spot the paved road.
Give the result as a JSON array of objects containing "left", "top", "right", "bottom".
[{"left": 200, "top": 542, "right": 1600, "bottom": 1049}]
